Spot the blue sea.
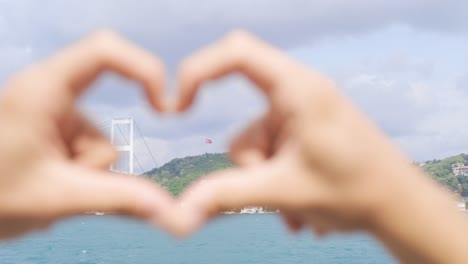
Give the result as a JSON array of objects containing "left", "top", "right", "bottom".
[{"left": 0, "top": 214, "right": 395, "bottom": 264}]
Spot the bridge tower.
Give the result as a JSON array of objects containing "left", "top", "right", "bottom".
[{"left": 110, "top": 118, "right": 134, "bottom": 174}]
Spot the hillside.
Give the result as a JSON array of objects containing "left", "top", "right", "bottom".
[
  {"left": 420, "top": 153, "right": 468, "bottom": 195},
  {"left": 145, "top": 152, "right": 468, "bottom": 197},
  {"left": 145, "top": 153, "right": 233, "bottom": 195}
]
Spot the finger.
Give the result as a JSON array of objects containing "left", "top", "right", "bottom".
[
  {"left": 180, "top": 167, "right": 278, "bottom": 215},
  {"left": 66, "top": 113, "right": 117, "bottom": 169},
  {"left": 229, "top": 115, "right": 270, "bottom": 166},
  {"left": 175, "top": 167, "right": 275, "bottom": 236},
  {"left": 283, "top": 210, "right": 333, "bottom": 237},
  {"left": 44, "top": 162, "right": 175, "bottom": 229},
  {"left": 176, "top": 30, "right": 306, "bottom": 111},
  {"left": 0, "top": 219, "right": 51, "bottom": 240},
  {"left": 178, "top": 161, "right": 313, "bottom": 235},
  {"left": 280, "top": 213, "right": 303, "bottom": 233},
  {"left": 8, "top": 30, "right": 166, "bottom": 111},
  {"left": 304, "top": 213, "right": 335, "bottom": 237},
  {"left": 298, "top": 209, "right": 358, "bottom": 234},
  {"left": 229, "top": 113, "right": 284, "bottom": 166}
]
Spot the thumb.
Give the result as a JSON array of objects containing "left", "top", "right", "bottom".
[
  {"left": 177, "top": 162, "right": 287, "bottom": 235},
  {"left": 45, "top": 162, "right": 175, "bottom": 228}
]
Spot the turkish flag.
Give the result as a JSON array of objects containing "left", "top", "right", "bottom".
[{"left": 206, "top": 138, "right": 213, "bottom": 144}]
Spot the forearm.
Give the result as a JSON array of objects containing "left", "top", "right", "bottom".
[{"left": 370, "top": 166, "right": 468, "bottom": 264}]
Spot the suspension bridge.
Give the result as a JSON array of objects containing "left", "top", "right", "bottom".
[{"left": 96, "top": 118, "right": 159, "bottom": 175}]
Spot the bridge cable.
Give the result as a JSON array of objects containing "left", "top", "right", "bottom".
[{"left": 134, "top": 120, "right": 159, "bottom": 169}]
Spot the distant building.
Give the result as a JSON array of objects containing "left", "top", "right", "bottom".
[
  {"left": 240, "top": 207, "right": 263, "bottom": 214},
  {"left": 452, "top": 163, "right": 468, "bottom": 176}
]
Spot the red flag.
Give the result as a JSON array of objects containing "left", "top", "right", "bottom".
[{"left": 206, "top": 138, "right": 213, "bottom": 144}]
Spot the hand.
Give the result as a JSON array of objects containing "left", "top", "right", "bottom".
[
  {"left": 175, "top": 30, "right": 410, "bottom": 232},
  {"left": 175, "top": 31, "right": 468, "bottom": 263},
  {"left": 0, "top": 31, "right": 175, "bottom": 239}
]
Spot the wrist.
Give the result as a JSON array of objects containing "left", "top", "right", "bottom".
[{"left": 368, "top": 164, "right": 468, "bottom": 263}]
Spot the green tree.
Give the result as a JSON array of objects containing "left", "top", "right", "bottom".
[
  {"left": 461, "top": 184, "right": 468, "bottom": 197},
  {"left": 145, "top": 153, "right": 233, "bottom": 196},
  {"left": 458, "top": 175, "right": 468, "bottom": 185}
]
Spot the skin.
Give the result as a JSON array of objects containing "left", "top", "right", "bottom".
[
  {"left": 175, "top": 31, "right": 468, "bottom": 264},
  {"left": 0, "top": 30, "right": 177, "bottom": 239}
]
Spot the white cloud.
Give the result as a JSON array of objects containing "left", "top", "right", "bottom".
[
  {"left": 1, "top": 1, "right": 468, "bottom": 167},
  {"left": 342, "top": 67, "right": 468, "bottom": 161}
]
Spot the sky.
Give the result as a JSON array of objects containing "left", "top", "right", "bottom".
[{"left": 1, "top": 1, "right": 468, "bottom": 173}]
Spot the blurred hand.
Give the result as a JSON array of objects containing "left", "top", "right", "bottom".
[
  {"left": 175, "top": 31, "right": 438, "bottom": 236},
  {"left": 0, "top": 31, "right": 175, "bottom": 239}
]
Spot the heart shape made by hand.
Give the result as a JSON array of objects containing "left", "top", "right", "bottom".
[{"left": 0, "top": 30, "right": 421, "bottom": 246}]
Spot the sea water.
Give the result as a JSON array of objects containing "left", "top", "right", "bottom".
[{"left": 0, "top": 214, "right": 395, "bottom": 264}]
